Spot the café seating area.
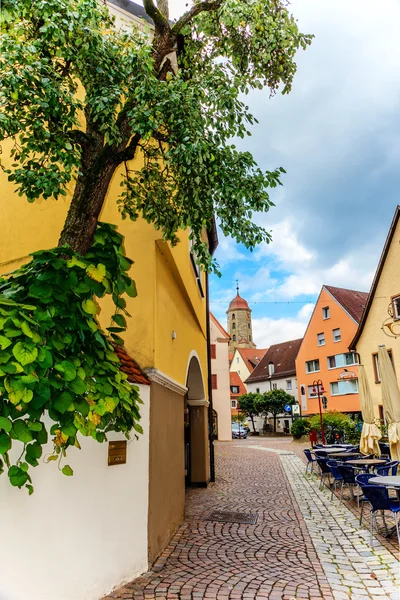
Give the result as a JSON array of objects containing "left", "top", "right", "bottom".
[{"left": 304, "top": 445, "right": 400, "bottom": 547}]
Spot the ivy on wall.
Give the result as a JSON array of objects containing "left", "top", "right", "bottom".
[{"left": 0, "top": 223, "right": 142, "bottom": 493}]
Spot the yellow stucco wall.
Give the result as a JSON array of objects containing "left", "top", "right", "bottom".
[
  {"left": 355, "top": 215, "right": 400, "bottom": 417},
  {"left": 0, "top": 137, "right": 208, "bottom": 390}
]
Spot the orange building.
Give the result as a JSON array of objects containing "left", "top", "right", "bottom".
[
  {"left": 230, "top": 372, "right": 246, "bottom": 417},
  {"left": 296, "top": 286, "right": 368, "bottom": 416}
]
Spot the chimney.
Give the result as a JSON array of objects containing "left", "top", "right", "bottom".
[{"left": 268, "top": 361, "right": 275, "bottom": 376}]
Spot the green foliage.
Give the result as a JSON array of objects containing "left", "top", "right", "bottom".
[
  {"left": 256, "top": 389, "right": 295, "bottom": 416},
  {"left": 291, "top": 418, "right": 310, "bottom": 439},
  {"left": 0, "top": 0, "right": 312, "bottom": 271},
  {"left": 309, "top": 411, "right": 361, "bottom": 445},
  {"left": 0, "top": 223, "right": 142, "bottom": 493},
  {"left": 237, "top": 392, "right": 261, "bottom": 432}
]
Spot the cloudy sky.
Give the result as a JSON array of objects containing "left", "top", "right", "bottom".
[{"left": 142, "top": 0, "right": 400, "bottom": 346}]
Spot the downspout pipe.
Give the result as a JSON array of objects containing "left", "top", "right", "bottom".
[{"left": 206, "top": 272, "right": 215, "bottom": 482}]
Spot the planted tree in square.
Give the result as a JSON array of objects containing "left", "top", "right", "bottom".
[{"left": 0, "top": 0, "right": 312, "bottom": 491}]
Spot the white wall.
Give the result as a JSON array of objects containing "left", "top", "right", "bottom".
[
  {"left": 0, "top": 384, "right": 150, "bottom": 600},
  {"left": 246, "top": 376, "right": 297, "bottom": 432},
  {"left": 210, "top": 319, "right": 232, "bottom": 441}
]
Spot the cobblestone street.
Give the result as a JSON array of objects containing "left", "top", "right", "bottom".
[{"left": 105, "top": 440, "right": 399, "bottom": 600}]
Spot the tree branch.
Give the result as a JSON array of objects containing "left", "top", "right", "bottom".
[
  {"left": 114, "top": 133, "right": 141, "bottom": 164},
  {"left": 171, "top": 0, "right": 224, "bottom": 35},
  {"left": 143, "top": 0, "right": 170, "bottom": 34}
]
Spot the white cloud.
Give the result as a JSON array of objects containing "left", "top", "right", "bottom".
[{"left": 252, "top": 304, "right": 313, "bottom": 347}]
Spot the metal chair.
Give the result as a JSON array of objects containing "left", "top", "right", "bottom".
[
  {"left": 360, "top": 484, "right": 400, "bottom": 546},
  {"left": 316, "top": 458, "right": 332, "bottom": 490},
  {"left": 355, "top": 473, "right": 375, "bottom": 524},
  {"left": 303, "top": 449, "right": 318, "bottom": 475},
  {"left": 327, "top": 460, "right": 343, "bottom": 500},
  {"left": 336, "top": 464, "right": 358, "bottom": 504},
  {"left": 376, "top": 461, "right": 399, "bottom": 476}
]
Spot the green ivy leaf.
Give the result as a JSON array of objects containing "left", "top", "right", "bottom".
[
  {"left": 70, "top": 377, "right": 86, "bottom": 394},
  {"left": 8, "top": 465, "right": 29, "bottom": 488},
  {"left": 0, "top": 433, "right": 11, "bottom": 455},
  {"left": 12, "top": 341, "right": 38, "bottom": 366},
  {"left": 86, "top": 263, "right": 106, "bottom": 282},
  {"left": 12, "top": 420, "right": 33, "bottom": 444},
  {"left": 124, "top": 280, "right": 137, "bottom": 298},
  {"left": 55, "top": 360, "right": 76, "bottom": 382},
  {"left": 0, "top": 417, "right": 12, "bottom": 432},
  {"left": 0, "top": 335, "right": 12, "bottom": 350},
  {"left": 53, "top": 391, "right": 73, "bottom": 414},
  {"left": 81, "top": 299, "right": 98, "bottom": 315},
  {"left": 62, "top": 465, "right": 73, "bottom": 476},
  {"left": 112, "top": 314, "right": 127, "bottom": 328}
]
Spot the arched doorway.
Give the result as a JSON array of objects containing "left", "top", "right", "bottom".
[{"left": 185, "top": 354, "right": 210, "bottom": 486}]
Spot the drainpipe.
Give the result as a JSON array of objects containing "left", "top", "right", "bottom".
[{"left": 205, "top": 272, "right": 215, "bottom": 483}]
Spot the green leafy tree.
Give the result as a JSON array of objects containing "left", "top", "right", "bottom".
[
  {"left": 0, "top": 0, "right": 312, "bottom": 490},
  {"left": 0, "top": 0, "right": 312, "bottom": 267},
  {"left": 309, "top": 411, "right": 361, "bottom": 445},
  {"left": 237, "top": 392, "right": 260, "bottom": 433},
  {"left": 257, "top": 389, "right": 295, "bottom": 433},
  {"left": 291, "top": 417, "right": 310, "bottom": 440}
]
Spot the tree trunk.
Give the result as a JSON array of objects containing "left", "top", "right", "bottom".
[
  {"left": 273, "top": 414, "right": 277, "bottom": 433},
  {"left": 58, "top": 159, "right": 117, "bottom": 255},
  {"left": 250, "top": 415, "right": 256, "bottom": 433}
]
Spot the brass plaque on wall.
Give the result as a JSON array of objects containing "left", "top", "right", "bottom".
[{"left": 108, "top": 440, "right": 127, "bottom": 466}]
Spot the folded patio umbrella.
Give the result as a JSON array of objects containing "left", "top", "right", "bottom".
[
  {"left": 358, "top": 364, "right": 381, "bottom": 456},
  {"left": 378, "top": 345, "right": 400, "bottom": 461}
]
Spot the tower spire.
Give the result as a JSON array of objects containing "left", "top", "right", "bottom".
[{"left": 236, "top": 279, "right": 239, "bottom": 295}]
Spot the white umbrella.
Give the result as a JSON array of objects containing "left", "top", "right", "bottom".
[
  {"left": 378, "top": 345, "right": 400, "bottom": 461},
  {"left": 358, "top": 365, "right": 381, "bottom": 456}
]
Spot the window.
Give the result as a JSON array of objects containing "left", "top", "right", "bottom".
[
  {"left": 232, "top": 313, "right": 235, "bottom": 320},
  {"left": 236, "top": 357, "right": 239, "bottom": 364},
  {"left": 231, "top": 400, "right": 237, "bottom": 408},
  {"left": 232, "top": 322, "right": 236, "bottom": 329},
  {"left": 232, "top": 335, "right": 236, "bottom": 342},
  {"left": 328, "top": 353, "right": 358, "bottom": 369},
  {"left": 333, "top": 328, "right": 341, "bottom": 342},
  {"left": 212, "top": 374, "right": 218, "bottom": 390},
  {"left": 249, "top": 335, "right": 252, "bottom": 341},
  {"left": 392, "top": 296, "right": 400, "bottom": 320},
  {"left": 286, "top": 380, "right": 292, "bottom": 390},
  {"left": 231, "top": 386, "right": 239, "bottom": 394},
  {"left": 372, "top": 350, "right": 394, "bottom": 383},
  {"left": 306, "top": 359, "right": 320, "bottom": 373},
  {"left": 237, "top": 370, "right": 240, "bottom": 375},
  {"left": 330, "top": 379, "right": 358, "bottom": 395},
  {"left": 248, "top": 323, "right": 250, "bottom": 329},
  {"left": 308, "top": 385, "right": 318, "bottom": 398},
  {"left": 272, "top": 383, "right": 277, "bottom": 390},
  {"left": 210, "top": 344, "right": 216, "bottom": 359},
  {"left": 256, "top": 388, "right": 260, "bottom": 393},
  {"left": 322, "top": 306, "right": 330, "bottom": 320},
  {"left": 317, "top": 332, "right": 325, "bottom": 346}
]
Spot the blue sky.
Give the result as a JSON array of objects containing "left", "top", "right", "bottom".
[{"left": 149, "top": 0, "right": 400, "bottom": 345}]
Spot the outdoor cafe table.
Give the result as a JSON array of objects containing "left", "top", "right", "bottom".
[
  {"left": 346, "top": 459, "right": 387, "bottom": 471},
  {"left": 327, "top": 452, "right": 361, "bottom": 459},
  {"left": 370, "top": 475, "right": 400, "bottom": 499}
]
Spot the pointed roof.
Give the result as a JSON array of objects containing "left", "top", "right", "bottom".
[
  {"left": 113, "top": 345, "right": 151, "bottom": 386},
  {"left": 236, "top": 348, "right": 268, "bottom": 372},
  {"left": 227, "top": 293, "right": 250, "bottom": 312},
  {"left": 245, "top": 338, "right": 303, "bottom": 383},
  {"left": 351, "top": 206, "right": 400, "bottom": 348},
  {"left": 324, "top": 285, "right": 369, "bottom": 324},
  {"left": 210, "top": 312, "right": 230, "bottom": 339},
  {"left": 230, "top": 372, "right": 246, "bottom": 397}
]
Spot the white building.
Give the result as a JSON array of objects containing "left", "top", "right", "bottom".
[
  {"left": 245, "top": 339, "right": 302, "bottom": 433},
  {"left": 210, "top": 313, "right": 232, "bottom": 440}
]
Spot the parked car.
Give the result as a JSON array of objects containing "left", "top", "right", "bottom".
[{"left": 232, "top": 423, "right": 248, "bottom": 439}]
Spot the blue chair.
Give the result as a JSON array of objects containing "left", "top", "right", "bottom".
[
  {"left": 303, "top": 449, "right": 318, "bottom": 474},
  {"left": 355, "top": 473, "right": 375, "bottom": 524},
  {"left": 337, "top": 464, "right": 358, "bottom": 504},
  {"left": 316, "top": 458, "right": 332, "bottom": 490},
  {"left": 327, "top": 460, "right": 343, "bottom": 500},
  {"left": 314, "top": 444, "right": 323, "bottom": 448},
  {"left": 376, "top": 461, "right": 398, "bottom": 476},
  {"left": 360, "top": 484, "right": 400, "bottom": 546}
]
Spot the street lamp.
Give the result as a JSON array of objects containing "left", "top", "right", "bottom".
[{"left": 312, "top": 379, "right": 326, "bottom": 444}]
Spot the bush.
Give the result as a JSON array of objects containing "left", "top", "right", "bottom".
[
  {"left": 309, "top": 411, "right": 361, "bottom": 445},
  {"left": 291, "top": 418, "right": 311, "bottom": 439}
]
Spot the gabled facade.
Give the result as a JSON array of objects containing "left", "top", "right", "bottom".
[
  {"left": 0, "top": 1, "right": 216, "bottom": 598},
  {"left": 296, "top": 286, "right": 368, "bottom": 417},
  {"left": 210, "top": 313, "right": 232, "bottom": 440},
  {"left": 246, "top": 339, "right": 302, "bottom": 433},
  {"left": 229, "top": 347, "right": 268, "bottom": 388},
  {"left": 351, "top": 206, "right": 400, "bottom": 420},
  {"left": 230, "top": 371, "right": 247, "bottom": 416}
]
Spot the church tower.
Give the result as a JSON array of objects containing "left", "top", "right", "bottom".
[{"left": 227, "top": 283, "right": 256, "bottom": 353}]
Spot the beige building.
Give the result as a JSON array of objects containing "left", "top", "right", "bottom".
[
  {"left": 210, "top": 313, "right": 232, "bottom": 441},
  {"left": 229, "top": 347, "right": 268, "bottom": 385},
  {"left": 351, "top": 205, "right": 400, "bottom": 420}
]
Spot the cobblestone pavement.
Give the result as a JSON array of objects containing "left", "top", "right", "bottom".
[{"left": 104, "top": 439, "right": 399, "bottom": 600}]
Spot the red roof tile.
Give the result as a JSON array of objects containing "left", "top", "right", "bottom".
[
  {"left": 113, "top": 345, "right": 151, "bottom": 386},
  {"left": 237, "top": 348, "right": 268, "bottom": 372},
  {"left": 246, "top": 338, "right": 302, "bottom": 383},
  {"left": 324, "top": 286, "right": 369, "bottom": 323},
  {"left": 230, "top": 372, "right": 246, "bottom": 397},
  {"left": 227, "top": 293, "right": 250, "bottom": 312}
]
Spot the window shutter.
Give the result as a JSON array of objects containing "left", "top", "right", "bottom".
[
  {"left": 212, "top": 374, "right": 218, "bottom": 389},
  {"left": 210, "top": 344, "right": 216, "bottom": 359}
]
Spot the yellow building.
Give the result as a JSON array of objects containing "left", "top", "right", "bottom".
[
  {"left": 351, "top": 206, "right": 400, "bottom": 421},
  {"left": 0, "top": 0, "right": 216, "bottom": 579}
]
